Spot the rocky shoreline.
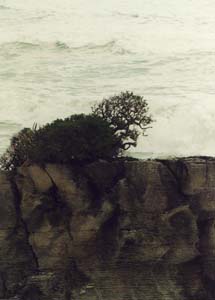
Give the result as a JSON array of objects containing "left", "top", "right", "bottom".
[{"left": 0, "top": 157, "right": 215, "bottom": 299}]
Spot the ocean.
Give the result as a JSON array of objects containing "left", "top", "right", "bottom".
[{"left": 0, "top": 0, "right": 215, "bottom": 157}]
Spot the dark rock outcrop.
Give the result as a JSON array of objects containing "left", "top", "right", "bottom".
[{"left": 1, "top": 157, "right": 215, "bottom": 299}]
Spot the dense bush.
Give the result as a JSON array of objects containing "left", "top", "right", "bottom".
[
  {"left": 30, "top": 114, "right": 121, "bottom": 163},
  {"left": 0, "top": 91, "right": 153, "bottom": 171},
  {"left": 0, "top": 126, "right": 37, "bottom": 171},
  {"left": 0, "top": 114, "right": 121, "bottom": 170}
]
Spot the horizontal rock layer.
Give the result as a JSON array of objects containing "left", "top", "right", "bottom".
[{"left": 0, "top": 157, "right": 215, "bottom": 299}]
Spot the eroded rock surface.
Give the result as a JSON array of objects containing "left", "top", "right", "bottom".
[{"left": 1, "top": 158, "right": 215, "bottom": 299}]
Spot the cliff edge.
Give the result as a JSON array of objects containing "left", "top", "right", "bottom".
[{"left": 0, "top": 157, "right": 214, "bottom": 299}]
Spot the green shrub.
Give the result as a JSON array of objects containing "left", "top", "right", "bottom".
[
  {"left": 0, "top": 127, "right": 37, "bottom": 170},
  {"left": 0, "top": 91, "right": 153, "bottom": 171},
  {"left": 31, "top": 114, "right": 121, "bottom": 163},
  {"left": 0, "top": 114, "right": 121, "bottom": 170}
]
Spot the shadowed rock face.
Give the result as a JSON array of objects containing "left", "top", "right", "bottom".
[{"left": 1, "top": 157, "right": 215, "bottom": 299}]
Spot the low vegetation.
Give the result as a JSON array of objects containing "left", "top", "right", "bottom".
[{"left": 0, "top": 91, "right": 153, "bottom": 170}]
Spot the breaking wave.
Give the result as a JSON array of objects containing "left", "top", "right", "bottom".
[
  {"left": 0, "top": 40, "right": 132, "bottom": 55},
  {"left": 114, "top": 11, "right": 139, "bottom": 18},
  {"left": 1, "top": 0, "right": 215, "bottom": 157},
  {"left": 0, "top": 41, "right": 40, "bottom": 51},
  {"left": 0, "top": 5, "right": 10, "bottom": 10},
  {"left": 68, "top": 40, "right": 132, "bottom": 55}
]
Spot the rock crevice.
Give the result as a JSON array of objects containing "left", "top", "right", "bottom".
[{"left": 9, "top": 175, "right": 40, "bottom": 271}]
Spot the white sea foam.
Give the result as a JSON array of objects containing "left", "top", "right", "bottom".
[{"left": 0, "top": 0, "right": 215, "bottom": 157}]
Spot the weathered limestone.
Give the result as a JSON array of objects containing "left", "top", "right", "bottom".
[{"left": 1, "top": 157, "right": 215, "bottom": 299}]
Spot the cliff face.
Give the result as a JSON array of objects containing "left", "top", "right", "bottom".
[{"left": 0, "top": 157, "right": 215, "bottom": 299}]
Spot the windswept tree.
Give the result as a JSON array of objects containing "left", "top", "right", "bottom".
[{"left": 92, "top": 91, "right": 153, "bottom": 151}]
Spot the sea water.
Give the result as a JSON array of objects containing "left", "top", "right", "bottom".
[{"left": 0, "top": 0, "right": 215, "bottom": 157}]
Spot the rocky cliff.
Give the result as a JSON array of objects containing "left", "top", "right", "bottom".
[{"left": 0, "top": 157, "right": 215, "bottom": 299}]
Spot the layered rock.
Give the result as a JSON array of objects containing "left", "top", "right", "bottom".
[{"left": 1, "top": 157, "right": 215, "bottom": 299}]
